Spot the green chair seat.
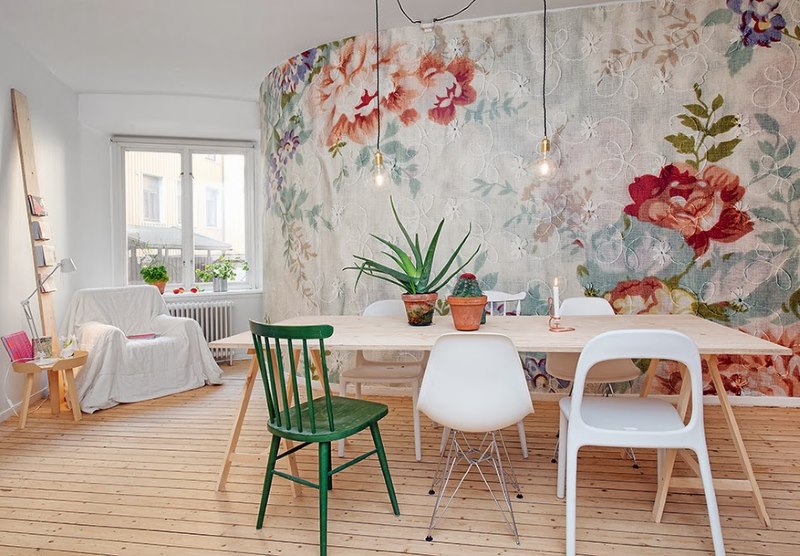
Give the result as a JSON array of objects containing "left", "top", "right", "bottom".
[
  {"left": 270, "top": 396, "right": 389, "bottom": 442},
  {"left": 250, "top": 321, "right": 400, "bottom": 556}
]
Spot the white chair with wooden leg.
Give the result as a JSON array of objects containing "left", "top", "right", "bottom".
[
  {"left": 557, "top": 330, "right": 725, "bottom": 556},
  {"left": 439, "top": 289, "right": 530, "bottom": 458},
  {"left": 547, "top": 296, "right": 641, "bottom": 466},
  {"left": 339, "top": 300, "right": 426, "bottom": 461}
]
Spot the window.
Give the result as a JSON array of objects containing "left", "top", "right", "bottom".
[
  {"left": 142, "top": 175, "right": 162, "bottom": 222},
  {"left": 114, "top": 138, "right": 259, "bottom": 292},
  {"left": 205, "top": 188, "right": 220, "bottom": 228}
]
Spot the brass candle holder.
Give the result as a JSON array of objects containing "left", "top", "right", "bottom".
[{"left": 547, "top": 297, "right": 575, "bottom": 333}]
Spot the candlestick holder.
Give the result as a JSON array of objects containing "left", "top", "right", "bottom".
[{"left": 547, "top": 297, "right": 575, "bottom": 333}]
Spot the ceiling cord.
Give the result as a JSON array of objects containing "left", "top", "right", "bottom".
[
  {"left": 376, "top": 0, "right": 382, "bottom": 151},
  {"left": 395, "top": 0, "right": 478, "bottom": 25},
  {"left": 542, "top": 0, "right": 548, "bottom": 139}
]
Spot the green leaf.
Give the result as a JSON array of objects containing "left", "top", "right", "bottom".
[
  {"left": 711, "top": 94, "right": 724, "bottom": 112},
  {"left": 481, "top": 272, "right": 498, "bottom": 290},
  {"left": 576, "top": 264, "right": 590, "bottom": 278},
  {"left": 708, "top": 115, "right": 738, "bottom": 136},
  {"left": 726, "top": 41, "right": 754, "bottom": 76},
  {"left": 384, "top": 120, "right": 400, "bottom": 139},
  {"left": 758, "top": 140, "right": 776, "bottom": 157},
  {"left": 408, "top": 177, "right": 422, "bottom": 197},
  {"left": 371, "top": 235, "right": 418, "bottom": 276},
  {"left": 788, "top": 288, "right": 800, "bottom": 319},
  {"left": 693, "top": 82, "right": 703, "bottom": 100},
  {"left": 750, "top": 206, "right": 786, "bottom": 222},
  {"left": 750, "top": 159, "right": 761, "bottom": 176},
  {"left": 677, "top": 114, "right": 703, "bottom": 132},
  {"left": 695, "top": 301, "right": 730, "bottom": 323},
  {"left": 683, "top": 103, "right": 709, "bottom": 118},
  {"left": 390, "top": 197, "right": 419, "bottom": 256},
  {"left": 755, "top": 113, "right": 780, "bottom": 134},
  {"left": 777, "top": 166, "right": 799, "bottom": 179},
  {"left": 702, "top": 8, "right": 734, "bottom": 26},
  {"left": 355, "top": 146, "right": 371, "bottom": 168},
  {"left": 474, "top": 251, "right": 488, "bottom": 273},
  {"left": 665, "top": 133, "right": 696, "bottom": 154},
  {"left": 705, "top": 138, "right": 741, "bottom": 162}
]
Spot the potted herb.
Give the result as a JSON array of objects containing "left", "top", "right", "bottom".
[
  {"left": 195, "top": 256, "right": 249, "bottom": 292},
  {"left": 448, "top": 273, "right": 487, "bottom": 331},
  {"left": 140, "top": 264, "right": 169, "bottom": 294},
  {"left": 346, "top": 198, "right": 480, "bottom": 326}
]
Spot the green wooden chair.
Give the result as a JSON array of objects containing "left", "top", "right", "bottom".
[{"left": 250, "top": 321, "right": 400, "bottom": 555}]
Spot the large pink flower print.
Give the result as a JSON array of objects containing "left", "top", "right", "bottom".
[
  {"left": 415, "top": 53, "right": 477, "bottom": 125},
  {"left": 624, "top": 164, "right": 754, "bottom": 256},
  {"left": 311, "top": 36, "right": 420, "bottom": 147}
]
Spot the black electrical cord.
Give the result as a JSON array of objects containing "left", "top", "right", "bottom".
[
  {"left": 376, "top": 0, "right": 381, "bottom": 151},
  {"left": 395, "top": 0, "right": 478, "bottom": 25},
  {"left": 542, "top": 0, "right": 548, "bottom": 139}
]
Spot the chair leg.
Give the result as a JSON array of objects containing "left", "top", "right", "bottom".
[
  {"left": 516, "top": 420, "right": 528, "bottom": 459},
  {"left": 325, "top": 441, "right": 333, "bottom": 490},
  {"left": 18, "top": 374, "right": 34, "bottom": 430},
  {"left": 256, "top": 435, "right": 282, "bottom": 529},
  {"left": 338, "top": 380, "right": 347, "bottom": 458},
  {"left": 439, "top": 426, "right": 449, "bottom": 455},
  {"left": 565, "top": 443, "right": 579, "bottom": 556},
  {"left": 354, "top": 383, "right": 362, "bottom": 399},
  {"left": 370, "top": 423, "right": 400, "bottom": 515},
  {"left": 557, "top": 410, "right": 567, "bottom": 499},
  {"left": 411, "top": 380, "right": 422, "bottom": 462},
  {"left": 318, "top": 442, "right": 330, "bottom": 556},
  {"left": 64, "top": 369, "right": 82, "bottom": 422},
  {"left": 695, "top": 445, "right": 726, "bottom": 555}
]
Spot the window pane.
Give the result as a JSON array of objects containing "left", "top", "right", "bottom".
[
  {"left": 192, "top": 153, "right": 248, "bottom": 287},
  {"left": 125, "top": 151, "right": 183, "bottom": 286}
]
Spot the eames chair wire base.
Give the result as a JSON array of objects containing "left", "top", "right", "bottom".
[{"left": 426, "top": 430, "right": 522, "bottom": 545}]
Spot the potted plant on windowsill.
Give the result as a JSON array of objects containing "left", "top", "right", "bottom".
[
  {"left": 140, "top": 264, "right": 169, "bottom": 294},
  {"left": 345, "top": 198, "right": 480, "bottom": 326},
  {"left": 448, "top": 273, "right": 487, "bottom": 331},
  {"left": 195, "top": 256, "right": 249, "bottom": 292}
]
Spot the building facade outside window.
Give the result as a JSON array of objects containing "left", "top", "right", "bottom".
[{"left": 113, "top": 137, "right": 259, "bottom": 293}]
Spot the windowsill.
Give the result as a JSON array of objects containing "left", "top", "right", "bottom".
[{"left": 163, "top": 289, "right": 262, "bottom": 302}]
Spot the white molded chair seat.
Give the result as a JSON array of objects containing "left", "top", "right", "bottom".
[
  {"left": 418, "top": 333, "right": 533, "bottom": 544},
  {"left": 557, "top": 329, "right": 725, "bottom": 556},
  {"left": 558, "top": 397, "right": 684, "bottom": 432},
  {"left": 339, "top": 299, "right": 425, "bottom": 461}
]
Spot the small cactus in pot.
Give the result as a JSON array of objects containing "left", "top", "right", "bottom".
[{"left": 447, "top": 273, "right": 488, "bottom": 331}]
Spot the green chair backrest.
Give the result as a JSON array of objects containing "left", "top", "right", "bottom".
[{"left": 249, "top": 321, "right": 336, "bottom": 434}]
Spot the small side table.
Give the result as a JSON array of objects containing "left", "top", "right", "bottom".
[{"left": 12, "top": 350, "right": 88, "bottom": 429}]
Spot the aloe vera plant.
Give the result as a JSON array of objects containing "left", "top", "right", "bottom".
[{"left": 346, "top": 198, "right": 480, "bottom": 294}]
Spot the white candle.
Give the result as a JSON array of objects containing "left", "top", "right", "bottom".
[{"left": 553, "top": 278, "right": 560, "bottom": 318}]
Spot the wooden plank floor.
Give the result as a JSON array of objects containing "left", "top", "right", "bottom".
[{"left": 1, "top": 362, "right": 798, "bottom": 555}]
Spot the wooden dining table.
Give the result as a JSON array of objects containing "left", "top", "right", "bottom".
[{"left": 211, "top": 313, "right": 790, "bottom": 527}]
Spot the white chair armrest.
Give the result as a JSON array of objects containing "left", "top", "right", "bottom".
[{"left": 77, "top": 321, "right": 125, "bottom": 350}]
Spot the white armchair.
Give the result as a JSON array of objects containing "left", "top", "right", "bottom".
[{"left": 64, "top": 286, "right": 223, "bottom": 413}]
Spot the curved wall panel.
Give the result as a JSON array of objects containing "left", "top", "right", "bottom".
[{"left": 260, "top": 0, "right": 800, "bottom": 396}]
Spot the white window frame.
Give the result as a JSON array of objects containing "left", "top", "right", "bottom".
[{"left": 111, "top": 136, "right": 261, "bottom": 294}]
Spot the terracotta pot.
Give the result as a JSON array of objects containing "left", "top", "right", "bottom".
[
  {"left": 401, "top": 293, "right": 439, "bottom": 326},
  {"left": 151, "top": 281, "right": 167, "bottom": 294},
  {"left": 447, "top": 295, "right": 488, "bottom": 331}
]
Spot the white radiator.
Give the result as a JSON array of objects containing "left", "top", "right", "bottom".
[{"left": 167, "top": 300, "right": 234, "bottom": 364}]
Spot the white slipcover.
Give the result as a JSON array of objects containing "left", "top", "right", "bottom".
[{"left": 63, "top": 286, "right": 223, "bottom": 413}]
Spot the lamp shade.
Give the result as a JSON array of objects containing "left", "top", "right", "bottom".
[{"left": 59, "top": 258, "right": 77, "bottom": 273}]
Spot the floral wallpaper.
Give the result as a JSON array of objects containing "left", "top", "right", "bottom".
[{"left": 260, "top": 0, "right": 800, "bottom": 397}]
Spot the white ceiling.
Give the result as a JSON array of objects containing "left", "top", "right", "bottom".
[{"left": 0, "top": 0, "right": 602, "bottom": 102}]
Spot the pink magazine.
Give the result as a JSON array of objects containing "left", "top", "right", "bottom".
[
  {"left": 2, "top": 331, "right": 34, "bottom": 362},
  {"left": 126, "top": 333, "right": 158, "bottom": 340}
]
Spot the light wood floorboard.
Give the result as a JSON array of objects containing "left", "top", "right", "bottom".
[{"left": 1, "top": 361, "right": 798, "bottom": 555}]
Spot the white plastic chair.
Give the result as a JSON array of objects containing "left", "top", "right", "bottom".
[
  {"left": 484, "top": 290, "right": 526, "bottom": 316},
  {"left": 440, "top": 289, "right": 530, "bottom": 458},
  {"left": 418, "top": 333, "right": 533, "bottom": 544},
  {"left": 339, "top": 299, "right": 426, "bottom": 461},
  {"left": 547, "top": 296, "right": 642, "bottom": 466},
  {"left": 557, "top": 330, "right": 725, "bottom": 556}
]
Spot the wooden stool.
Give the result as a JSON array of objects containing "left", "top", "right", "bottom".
[{"left": 12, "top": 350, "right": 88, "bottom": 429}]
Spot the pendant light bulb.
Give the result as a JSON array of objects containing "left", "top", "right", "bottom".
[
  {"left": 371, "top": 150, "right": 389, "bottom": 190},
  {"left": 533, "top": 136, "right": 559, "bottom": 183}
]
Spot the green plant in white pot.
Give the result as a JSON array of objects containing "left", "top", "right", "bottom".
[{"left": 195, "top": 256, "right": 249, "bottom": 292}]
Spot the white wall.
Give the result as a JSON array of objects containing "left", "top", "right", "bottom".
[
  {"left": 0, "top": 32, "right": 81, "bottom": 421},
  {"left": 76, "top": 93, "right": 264, "bottom": 348}
]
